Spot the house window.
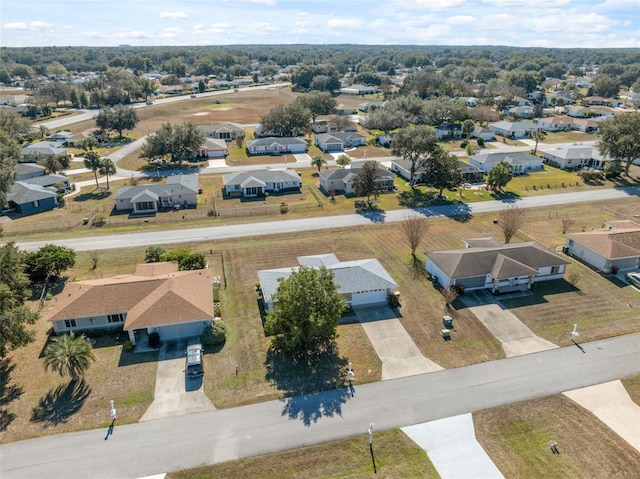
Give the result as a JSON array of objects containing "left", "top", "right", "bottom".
[
  {"left": 64, "top": 319, "right": 77, "bottom": 328},
  {"left": 108, "top": 313, "right": 124, "bottom": 323},
  {"left": 551, "top": 266, "right": 560, "bottom": 274},
  {"left": 32, "top": 200, "right": 39, "bottom": 207}
]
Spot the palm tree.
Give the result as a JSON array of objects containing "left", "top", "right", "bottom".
[
  {"left": 44, "top": 332, "right": 96, "bottom": 381},
  {"left": 311, "top": 154, "right": 327, "bottom": 173},
  {"left": 83, "top": 151, "right": 102, "bottom": 189},
  {"left": 98, "top": 158, "right": 116, "bottom": 189},
  {"left": 531, "top": 130, "right": 547, "bottom": 155}
]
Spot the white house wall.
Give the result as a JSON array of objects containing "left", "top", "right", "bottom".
[
  {"left": 567, "top": 242, "right": 608, "bottom": 271},
  {"left": 351, "top": 289, "right": 387, "bottom": 306},
  {"left": 51, "top": 314, "right": 125, "bottom": 334},
  {"left": 426, "top": 261, "right": 451, "bottom": 289},
  {"left": 156, "top": 319, "right": 211, "bottom": 341}
]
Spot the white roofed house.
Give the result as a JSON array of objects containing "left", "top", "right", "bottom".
[
  {"left": 113, "top": 174, "right": 199, "bottom": 213},
  {"left": 258, "top": 254, "right": 398, "bottom": 313},
  {"left": 246, "top": 137, "right": 308, "bottom": 156},
  {"left": 489, "top": 121, "right": 542, "bottom": 139},
  {"left": 222, "top": 169, "right": 301, "bottom": 198},
  {"left": 198, "top": 138, "right": 228, "bottom": 158},
  {"left": 21, "top": 141, "right": 67, "bottom": 161},
  {"left": 541, "top": 146, "right": 612, "bottom": 170},
  {"left": 198, "top": 122, "right": 245, "bottom": 141},
  {"left": 315, "top": 132, "right": 366, "bottom": 152},
  {"left": 318, "top": 161, "right": 395, "bottom": 195},
  {"left": 469, "top": 151, "right": 543, "bottom": 174}
]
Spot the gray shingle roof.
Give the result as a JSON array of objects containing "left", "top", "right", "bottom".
[
  {"left": 222, "top": 169, "right": 300, "bottom": 187},
  {"left": 8, "top": 181, "right": 57, "bottom": 205},
  {"left": 114, "top": 175, "right": 198, "bottom": 201},
  {"left": 247, "top": 137, "right": 307, "bottom": 148}
]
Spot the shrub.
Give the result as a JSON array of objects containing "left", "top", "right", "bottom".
[
  {"left": 279, "top": 202, "right": 289, "bottom": 214},
  {"left": 460, "top": 140, "right": 468, "bottom": 148},
  {"left": 477, "top": 138, "right": 485, "bottom": 147},
  {"left": 123, "top": 340, "right": 133, "bottom": 352},
  {"left": 92, "top": 214, "right": 107, "bottom": 227},
  {"left": 202, "top": 320, "right": 226, "bottom": 346},
  {"left": 148, "top": 332, "right": 160, "bottom": 348}
]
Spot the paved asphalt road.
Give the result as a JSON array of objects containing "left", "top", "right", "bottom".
[
  {"left": 2, "top": 333, "right": 639, "bottom": 479},
  {"left": 16, "top": 185, "right": 640, "bottom": 252}
]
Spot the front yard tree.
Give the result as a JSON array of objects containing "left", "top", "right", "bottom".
[
  {"left": 486, "top": 160, "right": 513, "bottom": 192},
  {"left": 311, "top": 154, "right": 327, "bottom": 172},
  {"left": 336, "top": 154, "right": 351, "bottom": 168},
  {"left": 353, "top": 160, "right": 381, "bottom": 206},
  {"left": 44, "top": 332, "right": 96, "bottom": 381},
  {"left": 462, "top": 119, "right": 475, "bottom": 141},
  {"left": 145, "top": 245, "right": 166, "bottom": 263},
  {"left": 95, "top": 104, "right": 139, "bottom": 138},
  {"left": 366, "top": 106, "right": 406, "bottom": 134},
  {"left": 296, "top": 91, "right": 336, "bottom": 125},
  {"left": 401, "top": 213, "right": 430, "bottom": 258},
  {"left": 392, "top": 125, "right": 439, "bottom": 188},
  {"left": 0, "top": 130, "right": 19, "bottom": 208},
  {"left": 598, "top": 112, "right": 640, "bottom": 176},
  {"left": 0, "top": 243, "right": 38, "bottom": 358},
  {"left": 259, "top": 102, "right": 310, "bottom": 137},
  {"left": 497, "top": 206, "right": 527, "bottom": 244},
  {"left": 265, "top": 265, "right": 346, "bottom": 357},
  {"left": 423, "top": 148, "right": 464, "bottom": 197},
  {"left": 98, "top": 158, "right": 116, "bottom": 189},
  {"left": 531, "top": 130, "right": 547, "bottom": 155},
  {"left": 83, "top": 150, "right": 102, "bottom": 189},
  {"left": 24, "top": 244, "right": 77, "bottom": 283},
  {"left": 140, "top": 122, "right": 204, "bottom": 163}
]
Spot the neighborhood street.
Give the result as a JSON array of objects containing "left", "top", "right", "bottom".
[
  {"left": 16, "top": 185, "right": 640, "bottom": 252},
  {"left": 2, "top": 333, "right": 639, "bottom": 479}
]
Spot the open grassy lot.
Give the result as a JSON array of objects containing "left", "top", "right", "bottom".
[
  {"left": 474, "top": 389, "right": 640, "bottom": 478},
  {"left": 167, "top": 428, "right": 438, "bottom": 479}
]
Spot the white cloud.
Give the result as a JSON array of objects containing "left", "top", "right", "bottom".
[
  {"left": 3, "top": 22, "right": 27, "bottom": 30},
  {"left": 390, "top": 0, "right": 467, "bottom": 10},
  {"left": 246, "top": 22, "right": 279, "bottom": 33},
  {"left": 327, "top": 18, "right": 364, "bottom": 29},
  {"left": 159, "top": 11, "right": 187, "bottom": 19},
  {"left": 164, "top": 27, "right": 182, "bottom": 33},
  {"left": 445, "top": 15, "right": 476, "bottom": 25},
  {"left": 247, "top": 0, "right": 277, "bottom": 5}
]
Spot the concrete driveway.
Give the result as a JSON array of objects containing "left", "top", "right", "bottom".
[
  {"left": 460, "top": 291, "right": 558, "bottom": 357},
  {"left": 140, "top": 339, "right": 215, "bottom": 422},
  {"left": 356, "top": 306, "right": 443, "bottom": 380}
]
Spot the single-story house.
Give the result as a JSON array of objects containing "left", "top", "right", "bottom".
[
  {"left": 435, "top": 123, "right": 463, "bottom": 140},
  {"left": 0, "top": 94, "right": 28, "bottom": 105},
  {"left": 21, "top": 141, "right": 67, "bottom": 160},
  {"left": 246, "top": 137, "right": 308, "bottom": 156},
  {"left": 426, "top": 239, "right": 569, "bottom": 294},
  {"left": 471, "top": 126, "right": 495, "bottom": 141},
  {"left": 340, "top": 84, "right": 381, "bottom": 95},
  {"left": 336, "top": 104, "right": 357, "bottom": 115},
  {"left": 507, "top": 106, "right": 535, "bottom": 118},
  {"left": 113, "top": 174, "right": 199, "bottom": 213},
  {"left": 570, "top": 118, "right": 599, "bottom": 133},
  {"left": 358, "top": 100, "right": 385, "bottom": 112},
  {"left": 315, "top": 132, "right": 366, "bottom": 152},
  {"left": 198, "top": 122, "right": 245, "bottom": 141},
  {"left": 7, "top": 182, "right": 58, "bottom": 214},
  {"left": 535, "top": 115, "right": 574, "bottom": 132},
  {"left": 64, "top": 131, "right": 93, "bottom": 147},
  {"left": 469, "top": 151, "right": 543, "bottom": 174},
  {"left": 222, "top": 169, "right": 301, "bottom": 197},
  {"left": 541, "top": 147, "right": 612, "bottom": 170},
  {"left": 311, "top": 118, "right": 358, "bottom": 134},
  {"left": 564, "top": 221, "right": 640, "bottom": 274},
  {"left": 319, "top": 162, "right": 395, "bottom": 195},
  {"left": 20, "top": 173, "right": 71, "bottom": 190},
  {"left": 46, "top": 262, "right": 214, "bottom": 346},
  {"left": 16, "top": 162, "right": 46, "bottom": 181},
  {"left": 258, "top": 254, "right": 398, "bottom": 312},
  {"left": 389, "top": 157, "right": 482, "bottom": 184},
  {"left": 198, "top": 138, "right": 228, "bottom": 158},
  {"left": 489, "top": 121, "right": 542, "bottom": 139},
  {"left": 47, "top": 131, "right": 72, "bottom": 142}
]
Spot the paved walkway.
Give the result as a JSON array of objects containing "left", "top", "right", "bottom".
[
  {"left": 461, "top": 291, "right": 558, "bottom": 357},
  {"left": 140, "top": 340, "right": 215, "bottom": 422},
  {"left": 402, "top": 414, "right": 504, "bottom": 479},
  {"left": 563, "top": 380, "right": 640, "bottom": 453},
  {"left": 355, "top": 306, "right": 443, "bottom": 380}
]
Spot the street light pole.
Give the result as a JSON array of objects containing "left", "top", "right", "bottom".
[{"left": 368, "top": 422, "right": 377, "bottom": 473}]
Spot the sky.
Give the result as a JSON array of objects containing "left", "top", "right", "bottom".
[{"left": 2, "top": 0, "right": 639, "bottom": 48}]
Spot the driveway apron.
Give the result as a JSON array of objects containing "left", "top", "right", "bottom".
[
  {"left": 356, "top": 306, "right": 444, "bottom": 380},
  {"left": 460, "top": 291, "right": 558, "bottom": 357},
  {"left": 140, "top": 339, "right": 215, "bottom": 422}
]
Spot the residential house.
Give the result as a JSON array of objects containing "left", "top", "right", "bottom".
[
  {"left": 535, "top": 115, "right": 574, "bottom": 132},
  {"left": 426, "top": 239, "right": 569, "bottom": 294},
  {"left": 512, "top": 96, "right": 531, "bottom": 106},
  {"left": 564, "top": 221, "right": 640, "bottom": 274},
  {"left": 541, "top": 146, "right": 611, "bottom": 170},
  {"left": 198, "top": 138, "right": 228, "bottom": 158},
  {"left": 571, "top": 117, "right": 599, "bottom": 133},
  {"left": 64, "top": 131, "right": 93, "bottom": 147},
  {"left": 311, "top": 118, "right": 358, "bottom": 134},
  {"left": 319, "top": 162, "right": 395, "bottom": 195},
  {"left": 20, "top": 173, "right": 71, "bottom": 191},
  {"left": 21, "top": 141, "right": 67, "bottom": 160},
  {"left": 469, "top": 151, "right": 543, "bottom": 174},
  {"left": 358, "top": 100, "right": 385, "bottom": 112},
  {"left": 47, "top": 131, "right": 72, "bottom": 142},
  {"left": 258, "top": 254, "right": 398, "bottom": 312},
  {"left": 16, "top": 163, "right": 45, "bottom": 181},
  {"left": 222, "top": 169, "right": 301, "bottom": 197},
  {"left": 435, "top": 123, "right": 463, "bottom": 140},
  {"left": 6, "top": 182, "right": 58, "bottom": 214},
  {"left": 340, "top": 84, "right": 381, "bottom": 95},
  {"left": 506, "top": 106, "right": 535, "bottom": 119},
  {"left": 389, "top": 157, "right": 482, "bottom": 184},
  {"left": 113, "top": 174, "right": 199, "bottom": 213},
  {"left": 315, "top": 131, "right": 366, "bottom": 152},
  {"left": 489, "top": 121, "right": 541, "bottom": 139},
  {"left": 0, "top": 94, "right": 28, "bottom": 105},
  {"left": 46, "top": 262, "right": 214, "bottom": 346},
  {"left": 198, "top": 122, "right": 245, "bottom": 142},
  {"left": 336, "top": 104, "right": 357, "bottom": 115},
  {"left": 583, "top": 96, "right": 621, "bottom": 107},
  {"left": 246, "top": 137, "right": 308, "bottom": 156},
  {"left": 471, "top": 126, "right": 495, "bottom": 141}
]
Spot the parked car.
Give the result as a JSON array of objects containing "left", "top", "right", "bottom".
[
  {"left": 190, "top": 94, "right": 197, "bottom": 98},
  {"left": 185, "top": 344, "right": 204, "bottom": 377},
  {"left": 146, "top": 100, "right": 153, "bottom": 105},
  {"left": 627, "top": 272, "right": 640, "bottom": 289}
]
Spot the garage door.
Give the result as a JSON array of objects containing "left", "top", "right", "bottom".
[
  {"left": 352, "top": 290, "right": 387, "bottom": 306},
  {"left": 158, "top": 320, "right": 210, "bottom": 341}
]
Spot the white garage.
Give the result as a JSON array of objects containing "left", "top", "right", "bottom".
[{"left": 156, "top": 320, "right": 212, "bottom": 341}]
